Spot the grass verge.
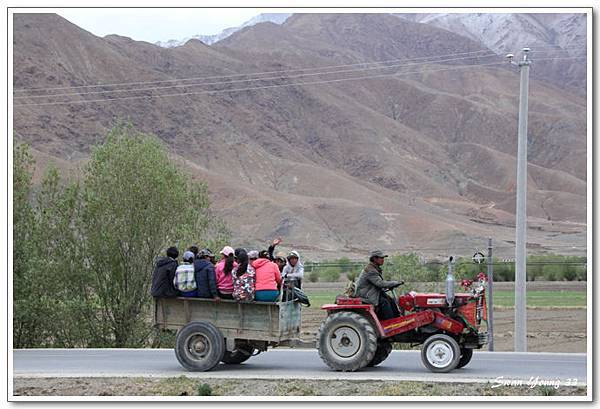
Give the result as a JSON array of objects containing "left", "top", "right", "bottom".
[{"left": 13, "top": 377, "right": 587, "bottom": 397}]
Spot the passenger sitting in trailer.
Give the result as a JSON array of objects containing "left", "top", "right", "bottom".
[
  {"left": 193, "top": 248, "right": 220, "bottom": 301},
  {"left": 354, "top": 250, "right": 403, "bottom": 320},
  {"left": 251, "top": 251, "right": 282, "bottom": 302}
]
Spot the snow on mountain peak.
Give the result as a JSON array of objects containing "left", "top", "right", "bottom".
[{"left": 155, "top": 13, "right": 292, "bottom": 48}]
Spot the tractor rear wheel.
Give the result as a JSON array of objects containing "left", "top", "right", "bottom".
[
  {"left": 457, "top": 348, "right": 473, "bottom": 369},
  {"left": 368, "top": 340, "right": 393, "bottom": 367},
  {"left": 421, "top": 334, "right": 461, "bottom": 373},
  {"left": 175, "top": 321, "right": 225, "bottom": 371},
  {"left": 317, "top": 311, "right": 378, "bottom": 372}
]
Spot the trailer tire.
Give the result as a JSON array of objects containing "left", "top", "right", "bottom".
[
  {"left": 221, "top": 348, "right": 254, "bottom": 365},
  {"left": 367, "top": 340, "right": 393, "bottom": 367},
  {"left": 175, "top": 321, "right": 225, "bottom": 371},
  {"left": 457, "top": 348, "right": 473, "bottom": 369},
  {"left": 421, "top": 334, "right": 461, "bottom": 373},
  {"left": 317, "top": 311, "right": 378, "bottom": 372}
]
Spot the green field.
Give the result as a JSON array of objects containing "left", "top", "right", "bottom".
[{"left": 305, "top": 290, "right": 587, "bottom": 309}]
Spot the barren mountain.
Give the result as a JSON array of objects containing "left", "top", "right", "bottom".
[
  {"left": 394, "top": 13, "right": 587, "bottom": 94},
  {"left": 155, "top": 13, "right": 292, "bottom": 47},
  {"left": 13, "top": 13, "right": 586, "bottom": 260}
]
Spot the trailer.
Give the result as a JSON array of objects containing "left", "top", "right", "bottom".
[{"left": 154, "top": 297, "right": 302, "bottom": 371}]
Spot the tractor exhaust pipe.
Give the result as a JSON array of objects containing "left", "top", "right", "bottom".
[{"left": 446, "top": 256, "right": 455, "bottom": 306}]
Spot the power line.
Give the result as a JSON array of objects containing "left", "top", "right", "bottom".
[
  {"left": 14, "top": 52, "right": 502, "bottom": 100},
  {"left": 16, "top": 49, "right": 571, "bottom": 101},
  {"left": 12, "top": 60, "right": 508, "bottom": 107},
  {"left": 13, "top": 45, "right": 579, "bottom": 95},
  {"left": 13, "top": 48, "right": 495, "bottom": 93},
  {"left": 13, "top": 56, "right": 584, "bottom": 108}
]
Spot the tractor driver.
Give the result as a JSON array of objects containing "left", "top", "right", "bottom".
[{"left": 354, "top": 250, "right": 403, "bottom": 321}]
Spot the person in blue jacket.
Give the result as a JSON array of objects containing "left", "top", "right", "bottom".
[{"left": 194, "top": 248, "right": 220, "bottom": 300}]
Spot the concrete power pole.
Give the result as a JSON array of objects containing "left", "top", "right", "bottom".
[
  {"left": 508, "top": 48, "right": 531, "bottom": 352},
  {"left": 487, "top": 237, "right": 494, "bottom": 351}
]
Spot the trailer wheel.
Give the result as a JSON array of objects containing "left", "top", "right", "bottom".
[
  {"left": 175, "top": 321, "right": 225, "bottom": 371},
  {"left": 317, "top": 311, "right": 378, "bottom": 372},
  {"left": 368, "top": 340, "right": 393, "bottom": 367},
  {"left": 457, "top": 348, "right": 473, "bottom": 369},
  {"left": 421, "top": 334, "right": 461, "bottom": 373},
  {"left": 221, "top": 348, "right": 255, "bottom": 365}
]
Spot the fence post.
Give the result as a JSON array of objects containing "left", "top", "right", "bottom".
[{"left": 487, "top": 237, "right": 494, "bottom": 351}]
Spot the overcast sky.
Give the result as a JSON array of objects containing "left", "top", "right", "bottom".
[{"left": 58, "top": 9, "right": 265, "bottom": 43}]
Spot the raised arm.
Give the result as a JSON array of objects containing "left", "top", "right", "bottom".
[
  {"left": 268, "top": 238, "right": 282, "bottom": 261},
  {"left": 267, "top": 245, "right": 275, "bottom": 261}
]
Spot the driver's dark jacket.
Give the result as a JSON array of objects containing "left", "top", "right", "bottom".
[{"left": 354, "top": 262, "right": 401, "bottom": 306}]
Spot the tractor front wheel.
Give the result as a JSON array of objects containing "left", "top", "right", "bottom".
[
  {"left": 421, "top": 334, "right": 461, "bottom": 373},
  {"left": 317, "top": 311, "right": 378, "bottom": 372},
  {"left": 457, "top": 348, "right": 473, "bottom": 369}
]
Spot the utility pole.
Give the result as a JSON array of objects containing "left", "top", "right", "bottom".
[
  {"left": 507, "top": 48, "right": 530, "bottom": 352},
  {"left": 487, "top": 237, "right": 494, "bottom": 351}
]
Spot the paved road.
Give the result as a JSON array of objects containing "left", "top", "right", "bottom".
[{"left": 13, "top": 349, "right": 587, "bottom": 386}]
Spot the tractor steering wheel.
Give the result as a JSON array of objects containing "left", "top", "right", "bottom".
[
  {"left": 383, "top": 281, "right": 404, "bottom": 312},
  {"left": 384, "top": 281, "right": 404, "bottom": 291}
]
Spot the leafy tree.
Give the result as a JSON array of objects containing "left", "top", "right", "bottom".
[
  {"left": 77, "top": 125, "right": 228, "bottom": 346},
  {"left": 527, "top": 255, "right": 544, "bottom": 281},
  {"left": 346, "top": 270, "right": 359, "bottom": 282},
  {"left": 12, "top": 124, "right": 229, "bottom": 347},
  {"left": 383, "top": 252, "right": 430, "bottom": 282},
  {"left": 12, "top": 144, "right": 41, "bottom": 347},
  {"left": 336, "top": 257, "right": 352, "bottom": 272},
  {"left": 542, "top": 264, "right": 562, "bottom": 281},
  {"left": 453, "top": 258, "right": 481, "bottom": 281},
  {"left": 13, "top": 148, "right": 89, "bottom": 347},
  {"left": 320, "top": 267, "right": 341, "bottom": 282},
  {"left": 491, "top": 258, "right": 515, "bottom": 281}
]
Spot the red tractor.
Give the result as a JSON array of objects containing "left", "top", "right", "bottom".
[{"left": 317, "top": 272, "right": 488, "bottom": 373}]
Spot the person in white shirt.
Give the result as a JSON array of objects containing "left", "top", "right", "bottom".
[{"left": 282, "top": 250, "right": 304, "bottom": 292}]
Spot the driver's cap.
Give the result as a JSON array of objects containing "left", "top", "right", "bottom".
[{"left": 370, "top": 250, "right": 388, "bottom": 258}]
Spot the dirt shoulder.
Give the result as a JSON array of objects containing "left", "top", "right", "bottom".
[{"left": 13, "top": 377, "right": 586, "bottom": 397}]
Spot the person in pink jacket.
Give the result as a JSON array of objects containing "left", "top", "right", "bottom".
[
  {"left": 251, "top": 256, "right": 282, "bottom": 302},
  {"left": 215, "top": 246, "right": 237, "bottom": 299}
]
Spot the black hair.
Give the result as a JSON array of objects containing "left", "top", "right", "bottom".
[
  {"left": 234, "top": 248, "right": 248, "bottom": 277},
  {"left": 188, "top": 245, "right": 199, "bottom": 257},
  {"left": 258, "top": 250, "right": 269, "bottom": 259},
  {"left": 224, "top": 253, "right": 235, "bottom": 276},
  {"left": 369, "top": 256, "right": 377, "bottom": 263},
  {"left": 167, "top": 246, "right": 179, "bottom": 259}
]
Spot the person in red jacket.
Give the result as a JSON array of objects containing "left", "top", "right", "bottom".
[{"left": 251, "top": 256, "right": 282, "bottom": 302}]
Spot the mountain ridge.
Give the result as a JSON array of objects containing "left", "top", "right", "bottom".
[
  {"left": 155, "top": 13, "right": 292, "bottom": 48},
  {"left": 13, "top": 13, "right": 586, "bottom": 259}
]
